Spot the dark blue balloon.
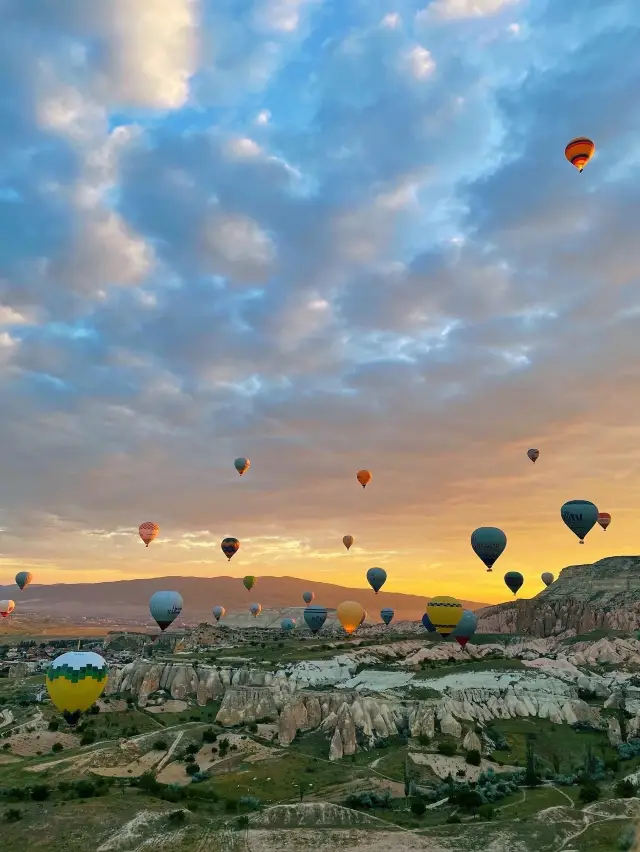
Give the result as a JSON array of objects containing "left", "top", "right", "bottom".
[
  {"left": 380, "top": 608, "right": 394, "bottom": 626},
  {"left": 304, "top": 605, "right": 327, "bottom": 634},
  {"left": 422, "top": 612, "right": 436, "bottom": 633}
]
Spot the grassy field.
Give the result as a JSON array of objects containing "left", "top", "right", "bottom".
[{"left": 487, "top": 717, "right": 616, "bottom": 772}]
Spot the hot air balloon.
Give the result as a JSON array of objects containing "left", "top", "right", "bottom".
[
  {"left": 504, "top": 571, "right": 524, "bottom": 596},
  {"left": 561, "top": 500, "right": 599, "bottom": 543},
  {"left": 221, "top": 537, "right": 240, "bottom": 560},
  {"left": 597, "top": 512, "right": 611, "bottom": 531},
  {"left": 139, "top": 522, "right": 159, "bottom": 547},
  {"left": 366, "top": 567, "right": 387, "bottom": 594},
  {"left": 471, "top": 527, "right": 507, "bottom": 572},
  {"left": 234, "top": 457, "right": 250, "bottom": 476},
  {"left": 304, "top": 605, "right": 328, "bottom": 635},
  {"left": 422, "top": 612, "right": 437, "bottom": 634},
  {"left": 302, "top": 591, "right": 314, "bottom": 605},
  {"left": 360, "top": 610, "right": 367, "bottom": 626},
  {"left": 0, "top": 600, "right": 15, "bottom": 618},
  {"left": 527, "top": 448, "right": 539, "bottom": 463},
  {"left": 281, "top": 617, "right": 296, "bottom": 632},
  {"left": 249, "top": 602, "right": 261, "bottom": 618},
  {"left": 426, "top": 596, "right": 463, "bottom": 639},
  {"left": 357, "top": 470, "right": 371, "bottom": 489},
  {"left": 565, "top": 137, "right": 595, "bottom": 173},
  {"left": 243, "top": 575, "right": 256, "bottom": 591},
  {"left": 343, "top": 535, "right": 354, "bottom": 551},
  {"left": 212, "top": 605, "right": 225, "bottom": 622},
  {"left": 15, "top": 571, "right": 32, "bottom": 591},
  {"left": 541, "top": 572, "right": 554, "bottom": 587},
  {"left": 46, "top": 651, "right": 108, "bottom": 725},
  {"left": 149, "top": 591, "right": 183, "bottom": 631},
  {"left": 337, "top": 601, "right": 365, "bottom": 635},
  {"left": 451, "top": 610, "right": 477, "bottom": 649},
  {"left": 380, "top": 608, "right": 394, "bottom": 626}
]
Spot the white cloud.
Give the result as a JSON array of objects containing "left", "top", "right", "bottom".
[
  {"left": 381, "top": 13, "right": 402, "bottom": 29},
  {"left": 405, "top": 45, "right": 436, "bottom": 80},
  {"left": 420, "top": 0, "right": 521, "bottom": 21},
  {"left": 255, "top": 109, "right": 272, "bottom": 125}
]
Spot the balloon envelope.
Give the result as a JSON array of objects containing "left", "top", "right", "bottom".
[
  {"left": 527, "top": 448, "right": 539, "bottom": 463},
  {"left": 356, "top": 469, "right": 371, "bottom": 488},
  {"left": 360, "top": 610, "right": 367, "bottom": 626},
  {"left": 304, "top": 605, "right": 328, "bottom": 634},
  {"left": 452, "top": 610, "right": 477, "bottom": 639},
  {"left": 249, "top": 603, "right": 262, "bottom": 617},
  {"left": 366, "top": 567, "right": 387, "bottom": 594},
  {"left": 302, "top": 591, "right": 314, "bottom": 604},
  {"left": 46, "top": 651, "right": 108, "bottom": 715},
  {"left": 221, "top": 537, "right": 240, "bottom": 560},
  {"left": 281, "top": 617, "right": 296, "bottom": 632},
  {"left": 380, "top": 608, "right": 394, "bottom": 626},
  {"left": 337, "top": 601, "right": 365, "bottom": 634},
  {"left": 426, "top": 597, "right": 463, "bottom": 638},
  {"left": 243, "top": 575, "right": 256, "bottom": 591},
  {"left": 422, "top": 612, "right": 437, "bottom": 633},
  {"left": 0, "top": 600, "right": 15, "bottom": 618},
  {"left": 234, "top": 457, "right": 250, "bottom": 476},
  {"left": 343, "top": 535, "right": 354, "bottom": 551},
  {"left": 561, "top": 500, "right": 599, "bottom": 543},
  {"left": 471, "top": 527, "right": 507, "bottom": 572},
  {"left": 504, "top": 571, "right": 524, "bottom": 595},
  {"left": 565, "top": 137, "right": 595, "bottom": 172},
  {"left": 15, "top": 571, "right": 32, "bottom": 591},
  {"left": 597, "top": 512, "right": 611, "bottom": 530},
  {"left": 139, "top": 522, "right": 159, "bottom": 547},
  {"left": 149, "top": 591, "right": 183, "bottom": 631},
  {"left": 541, "top": 572, "right": 554, "bottom": 587},
  {"left": 212, "top": 605, "right": 225, "bottom": 622}
]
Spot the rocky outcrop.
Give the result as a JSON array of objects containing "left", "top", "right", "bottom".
[{"left": 477, "top": 556, "right": 640, "bottom": 636}]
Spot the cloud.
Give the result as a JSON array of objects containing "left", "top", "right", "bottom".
[{"left": 0, "top": 0, "right": 639, "bottom": 605}]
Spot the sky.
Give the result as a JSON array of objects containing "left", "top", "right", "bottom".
[{"left": 0, "top": 0, "right": 639, "bottom": 606}]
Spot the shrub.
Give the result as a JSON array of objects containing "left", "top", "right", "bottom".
[
  {"left": 80, "top": 732, "right": 95, "bottom": 746},
  {"left": 47, "top": 720, "right": 59, "bottom": 732},
  {"left": 410, "top": 800, "right": 427, "bottom": 817},
  {"left": 153, "top": 740, "right": 168, "bottom": 751},
  {"left": 51, "top": 743, "right": 63, "bottom": 753},
  {"left": 73, "top": 780, "right": 97, "bottom": 799},
  {"left": 578, "top": 782, "right": 600, "bottom": 804},
  {"left": 344, "top": 791, "right": 393, "bottom": 810},
  {"left": 618, "top": 825, "right": 637, "bottom": 851},
  {"left": 616, "top": 779, "right": 636, "bottom": 798},
  {"left": 478, "top": 803, "right": 494, "bottom": 820},
  {"left": 247, "top": 722, "right": 258, "bottom": 733},
  {"left": 437, "top": 741, "right": 457, "bottom": 757},
  {"left": 239, "top": 795, "right": 262, "bottom": 811},
  {"left": 466, "top": 749, "right": 482, "bottom": 766},
  {"left": 167, "top": 809, "right": 187, "bottom": 825},
  {"left": 202, "top": 729, "right": 217, "bottom": 744},
  {"left": 30, "top": 784, "right": 50, "bottom": 802},
  {"left": 185, "top": 763, "right": 200, "bottom": 777},
  {"left": 4, "top": 808, "right": 22, "bottom": 822},
  {"left": 446, "top": 814, "right": 461, "bottom": 824}
]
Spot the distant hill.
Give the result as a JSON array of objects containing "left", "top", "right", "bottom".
[
  {"left": 477, "top": 555, "right": 640, "bottom": 637},
  {"left": 0, "top": 575, "right": 488, "bottom": 624}
]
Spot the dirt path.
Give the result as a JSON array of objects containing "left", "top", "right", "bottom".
[
  {"left": 155, "top": 729, "right": 185, "bottom": 773},
  {"left": 555, "top": 812, "right": 630, "bottom": 851}
]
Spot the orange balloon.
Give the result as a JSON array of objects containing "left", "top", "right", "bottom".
[
  {"left": 356, "top": 470, "right": 371, "bottom": 489},
  {"left": 343, "top": 535, "right": 354, "bottom": 551},
  {"left": 337, "top": 601, "right": 365, "bottom": 635},
  {"left": 565, "top": 137, "right": 595, "bottom": 173},
  {"left": 139, "top": 522, "right": 159, "bottom": 547}
]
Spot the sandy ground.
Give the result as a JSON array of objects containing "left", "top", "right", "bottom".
[
  {"left": 257, "top": 723, "right": 279, "bottom": 739},
  {"left": 92, "top": 748, "right": 166, "bottom": 778},
  {"left": 97, "top": 699, "right": 128, "bottom": 712},
  {"left": 146, "top": 700, "right": 188, "bottom": 714},
  {"left": 247, "top": 829, "right": 452, "bottom": 852},
  {"left": 5, "top": 730, "right": 79, "bottom": 756},
  {"left": 0, "top": 753, "right": 20, "bottom": 764},
  {"left": 409, "top": 752, "right": 518, "bottom": 781}
]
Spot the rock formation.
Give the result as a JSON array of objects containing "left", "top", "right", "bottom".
[{"left": 477, "top": 556, "right": 640, "bottom": 636}]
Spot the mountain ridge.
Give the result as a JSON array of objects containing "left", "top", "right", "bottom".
[{"left": 0, "top": 574, "right": 488, "bottom": 623}]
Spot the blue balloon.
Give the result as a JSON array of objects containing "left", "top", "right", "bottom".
[
  {"left": 451, "top": 610, "right": 477, "bottom": 640},
  {"left": 281, "top": 617, "right": 296, "bottom": 632},
  {"left": 304, "top": 605, "right": 327, "bottom": 635},
  {"left": 380, "top": 608, "right": 394, "bottom": 626},
  {"left": 422, "top": 612, "right": 437, "bottom": 633},
  {"left": 366, "top": 567, "right": 387, "bottom": 594}
]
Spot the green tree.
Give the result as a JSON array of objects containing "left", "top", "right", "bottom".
[{"left": 524, "top": 735, "right": 541, "bottom": 787}]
